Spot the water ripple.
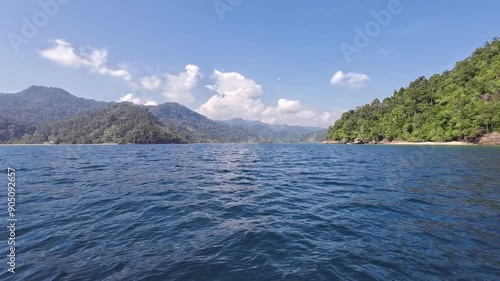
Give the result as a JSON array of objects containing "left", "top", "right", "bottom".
[{"left": 0, "top": 143, "right": 499, "bottom": 280}]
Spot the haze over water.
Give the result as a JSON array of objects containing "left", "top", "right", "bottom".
[{"left": 1, "top": 144, "right": 499, "bottom": 280}]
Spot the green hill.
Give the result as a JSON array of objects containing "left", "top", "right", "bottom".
[
  {"left": 223, "top": 118, "right": 324, "bottom": 142},
  {"left": 297, "top": 129, "right": 328, "bottom": 143},
  {"left": 326, "top": 38, "right": 500, "bottom": 143},
  {"left": 0, "top": 86, "right": 106, "bottom": 126},
  {"left": 0, "top": 86, "right": 336, "bottom": 144},
  {"left": 23, "top": 103, "right": 188, "bottom": 144},
  {"left": 0, "top": 116, "right": 36, "bottom": 144},
  {"left": 149, "top": 103, "right": 256, "bottom": 143}
]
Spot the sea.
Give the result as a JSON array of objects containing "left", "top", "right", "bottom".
[{"left": 1, "top": 144, "right": 499, "bottom": 280}]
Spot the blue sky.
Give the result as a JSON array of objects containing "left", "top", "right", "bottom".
[{"left": 1, "top": 0, "right": 499, "bottom": 127}]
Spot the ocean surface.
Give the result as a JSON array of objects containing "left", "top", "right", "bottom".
[{"left": 1, "top": 144, "right": 499, "bottom": 281}]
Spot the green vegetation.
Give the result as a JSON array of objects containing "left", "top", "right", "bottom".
[
  {"left": 0, "top": 86, "right": 105, "bottom": 125},
  {"left": 223, "top": 118, "right": 324, "bottom": 142},
  {"left": 298, "top": 129, "right": 328, "bottom": 143},
  {"left": 0, "top": 117, "right": 35, "bottom": 144},
  {"left": 149, "top": 103, "right": 256, "bottom": 143},
  {"left": 327, "top": 38, "right": 500, "bottom": 142},
  {"left": 24, "top": 103, "right": 188, "bottom": 144},
  {"left": 0, "top": 86, "right": 328, "bottom": 144}
]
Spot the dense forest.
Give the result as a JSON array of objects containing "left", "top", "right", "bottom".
[
  {"left": 326, "top": 38, "right": 500, "bottom": 143},
  {"left": 148, "top": 103, "right": 257, "bottom": 143},
  {"left": 0, "top": 86, "right": 106, "bottom": 125},
  {"left": 24, "top": 103, "right": 188, "bottom": 144},
  {"left": 0, "top": 86, "right": 325, "bottom": 144},
  {"left": 0, "top": 116, "right": 36, "bottom": 144}
]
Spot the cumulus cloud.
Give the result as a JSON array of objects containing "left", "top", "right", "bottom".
[
  {"left": 141, "top": 75, "right": 162, "bottom": 91},
  {"left": 330, "top": 70, "right": 369, "bottom": 88},
  {"left": 162, "top": 65, "right": 201, "bottom": 104},
  {"left": 39, "top": 39, "right": 131, "bottom": 81},
  {"left": 275, "top": 98, "right": 302, "bottom": 114},
  {"left": 197, "top": 70, "right": 265, "bottom": 120},
  {"left": 197, "top": 70, "right": 338, "bottom": 127},
  {"left": 118, "top": 93, "right": 158, "bottom": 106}
]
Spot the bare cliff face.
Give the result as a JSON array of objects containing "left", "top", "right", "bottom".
[{"left": 478, "top": 132, "right": 500, "bottom": 145}]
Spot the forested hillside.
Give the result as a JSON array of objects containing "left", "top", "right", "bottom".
[
  {"left": 23, "top": 103, "right": 188, "bottom": 144},
  {"left": 0, "top": 86, "right": 106, "bottom": 125},
  {"left": 224, "top": 118, "right": 324, "bottom": 142},
  {"left": 298, "top": 129, "right": 328, "bottom": 143},
  {"left": 326, "top": 38, "right": 500, "bottom": 142},
  {"left": 0, "top": 116, "right": 36, "bottom": 144},
  {"left": 0, "top": 86, "right": 330, "bottom": 144},
  {"left": 149, "top": 103, "right": 256, "bottom": 143}
]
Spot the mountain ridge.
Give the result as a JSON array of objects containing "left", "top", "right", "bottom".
[
  {"left": 0, "top": 86, "right": 323, "bottom": 144},
  {"left": 223, "top": 118, "right": 325, "bottom": 142}
]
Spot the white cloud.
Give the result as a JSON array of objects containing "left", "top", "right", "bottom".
[
  {"left": 276, "top": 98, "right": 302, "bottom": 114},
  {"left": 330, "top": 70, "right": 369, "bottom": 88},
  {"left": 197, "top": 70, "right": 338, "bottom": 127},
  {"left": 118, "top": 93, "right": 158, "bottom": 106},
  {"left": 39, "top": 39, "right": 131, "bottom": 81},
  {"left": 197, "top": 70, "right": 265, "bottom": 120},
  {"left": 141, "top": 75, "right": 162, "bottom": 91},
  {"left": 162, "top": 64, "right": 201, "bottom": 104}
]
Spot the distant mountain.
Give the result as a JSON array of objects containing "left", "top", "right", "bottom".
[
  {"left": 297, "top": 129, "right": 328, "bottom": 143},
  {"left": 223, "top": 118, "right": 325, "bottom": 142},
  {"left": 149, "top": 103, "right": 257, "bottom": 143},
  {"left": 24, "top": 103, "right": 187, "bottom": 144},
  {"left": 0, "top": 86, "right": 106, "bottom": 126},
  {"left": 0, "top": 86, "right": 326, "bottom": 144}
]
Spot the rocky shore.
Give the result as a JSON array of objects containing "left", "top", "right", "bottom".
[{"left": 477, "top": 132, "right": 500, "bottom": 145}]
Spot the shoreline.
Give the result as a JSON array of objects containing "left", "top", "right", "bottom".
[
  {"left": 0, "top": 143, "right": 119, "bottom": 146},
  {"left": 323, "top": 132, "right": 500, "bottom": 146},
  {"left": 322, "top": 140, "right": 478, "bottom": 146},
  {"left": 0, "top": 141, "right": 496, "bottom": 146},
  {"left": 384, "top": 141, "right": 475, "bottom": 146}
]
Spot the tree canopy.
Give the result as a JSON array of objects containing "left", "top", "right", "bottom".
[
  {"left": 327, "top": 38, "right": 500, "bottom": 142},
  {"left": 24, "top": 103, "right": 188, "bottom": 144}
]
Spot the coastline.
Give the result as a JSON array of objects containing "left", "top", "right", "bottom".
[
  {"left": 0, "top": 143, "right": 119, "bottom": 146},
  {"left": 323, "top": 132, "right": 500, "bottom": 146},
  {"left": 384, "top": 141, "right": 475, "bottom": 146},
  {"left": 321, "top": 140, "right": 476, "bottom": 145}
]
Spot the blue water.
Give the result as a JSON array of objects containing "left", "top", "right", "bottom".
[{"left": 1, "top": 144, "right": 499, "bottom": 280}]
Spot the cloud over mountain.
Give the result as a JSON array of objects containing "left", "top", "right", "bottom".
[
  {"left": 162, "top": 64, "right": 202, "bottom": 104},
  {"left": 197, "top": 70, "right": 336, "bottom": 127}
]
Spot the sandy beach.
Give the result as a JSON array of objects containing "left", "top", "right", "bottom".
[{"left": 385, "top": 141, "right": 475, "bottom": 146}]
